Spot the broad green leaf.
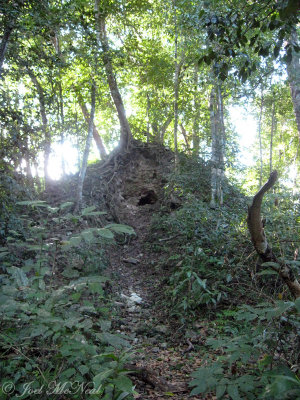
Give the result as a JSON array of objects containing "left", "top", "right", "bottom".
[
  {"left": 61, "top": 368, "right": 76, "bottom": 379},
  {"left": 0, "top": 252, "right": 9, "bottom": 259},
  {"left": 101, "top": 333, "right": 130, "bottom": 348},
  {"left": 8, "top": 266, "right": 29, "bottom": 287},
  {"left": 16, "top": 200, "right": 47, "bottom": 207},
  {"left": 93, "top": 369, "right": 114, "bottom": 386},
  {"left": 59, "top": 201, "right": 74, "bottom": 210},
  {"left": 47, "top": 206, "right": 59, "bottom": 213},
  {"left": 100, "top": 320, "right": 111, "bottom": 332},
  {"left": 216, "top": 384, "right": 226, "bottom": 398},
  {"left": 69, "top": 236, "right": 82, "bottom": 246},
  {"left": 81, "top": 229, "right": 96, "bottom": 243},
  {"left": 96, "top": 228, "right": 115, "bottom": 239},
  {"left": 261, "top": 262, "right": 280, "bottom": 269},
  {"left": 105, "top": 224, "right": 135, "bottom": 235},
  {"left": 78, "top": 365, "right": 89, "bottom": 375},
  {"left": 294, "top": 298, "right": 300, "bottom": 313},
  {"left": 227, "top": 384, "right": 241, "bottom": 400},
  {"left": 62, "top": 268, "right": 80, "bottom": 278},
  {"left": 81, "top": 205, "right": 97, "bottom": 215},
  {"left": 114, "top": 375, "right": 133, "bottom": 392},
  {"left": 116, "top": 393, "right": 131, "bottom": 400},
  {"left": 257, "top": 269, "right": 278, "bottom": 276},
  {"left": 89, "top": 282, "right": 104, "bottom": 295}
]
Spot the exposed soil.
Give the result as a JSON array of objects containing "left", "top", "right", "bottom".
[
  {"left": 90, "top": 142, "right": 208, "bottom": 399},
  {"left": 45, "top": 141, "right": 210, "bottom": 399}
]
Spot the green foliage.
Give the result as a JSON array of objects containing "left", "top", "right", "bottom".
[
  {"left": 151, "top": 159, "right": 247, "bottom": 318},
  {"left": 0, "top": 200, "right": 135, "bottom": 399},
  {"left": 189, "top": 301, "right": 300, "bottom": 399}
]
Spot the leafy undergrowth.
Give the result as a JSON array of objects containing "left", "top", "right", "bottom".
[
  {"left": 1, "top": 152, "right": 300, "bottom": 400},
  {"left": 0, "top": 200, "right": 136, "bottom": 400},
  {"left": 148, "top": 158, "right": 300, "bottom": 399}
]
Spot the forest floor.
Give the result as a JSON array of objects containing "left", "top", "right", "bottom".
[
  {"left": 47, "top": 142, "right": 213, "bottom": 399},
  {"left": 108, "top": 200, "right": 208, "bottom": 399},
  {"left": 83, "top": 143, "right": 211, "bottom": 399}
]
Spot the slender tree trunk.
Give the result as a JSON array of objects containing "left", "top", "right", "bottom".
[
  {"left": 25, "top": 142, "right": 32, "bottom": 181},
  {"left": 75, "top": 88, "right": 107, "bottom": 159},
  {"left": 210, "top": 84, "right": 225, "bottom": 208},
  {"left": 0, "top": 24, "right": 13, "bottom": 79},
  {"left": 270, "top": 101, "right": 276, "bottom": 173},
  {"left": 75, "top": 83, "right": 96, "bottom": 211},
  {"left": 51, "top": 32, "right": 66, "bottom": 175},
  {"left": 287, "top": 30, "right": 300, "bottom": 142},
  {"left": 94, "top": 1, "right": 132, "bottom": 150},
  {"left": 27, "top": 69, "right": 51, "bottom": 187},
  {"left": 160, "top": 115, "right": 173, "bottom": 143},
  {"left": 258, "top": 89, "right": 264, "bottom": 187},
  {"left": 58, "top": 80, "right": 66, "bottom": 176},
  {"left": 193, "top": 63, "right": 200, "bottom": 155},
  {"left": 146, "top": 93, "right": 150, "bottom": 143},
  {"left": 173, "top": 0, "right": 179, "bottom": 168},
  {"left": 180, "top": 124, "right": 190, "bottom": 151}
]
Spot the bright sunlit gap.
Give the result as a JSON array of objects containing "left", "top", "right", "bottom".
[
  {"left": 31, "top": 105, "right": 259, "bottom": 181},
  {"left": 229, "top": 105, "right": 257, "bottom": 167}
]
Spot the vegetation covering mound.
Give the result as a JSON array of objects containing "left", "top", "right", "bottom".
[{"left": 1, "top": 142, "right": 300, "bottom": 399}]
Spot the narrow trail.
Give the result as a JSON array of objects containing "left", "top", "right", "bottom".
[
  {"left": 50, "top": 142, "right": 209, "bottom": 398},
  {"left": 108, "top": 201, "right": 205, "bottom": 399}
]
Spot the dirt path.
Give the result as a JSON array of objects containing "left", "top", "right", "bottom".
[{"left": 108, "top": 201, "right": 205, "bottom": 400}]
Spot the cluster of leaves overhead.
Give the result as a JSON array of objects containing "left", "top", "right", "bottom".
[
  {"left": 0, "top": 0, "right": 299, "bottom": 195},
  {"left": 194, "top": 0, "right": 299, "bottom": 81}
]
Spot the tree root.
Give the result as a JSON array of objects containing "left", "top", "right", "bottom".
[{"left": 247, "top": 171, "right": 300, "bottom": 298}]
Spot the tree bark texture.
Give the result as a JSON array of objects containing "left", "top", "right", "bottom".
[
  {"left": 193, "top": 63, "right": 200, "bottom": 155},
  {"left": 287, "top": 30, "right": 300, "bottom": 142},
  {"left": 258, "top": 90, "right": 264, "bottom": 187},
  {"left": 173, "top": 7, "right": 179, "bottom": 168},
  {"left": 75, "top": 88, "right": 107, "bottom": 159},
  {"left": 76, "top": 83, "right": 96, "bottom": 211},
  {"left": 159, "top": 115, "right": 173, "bottom": 143},
  {"left": 27, "top": 69, "right": 51, "bottom": 186},
  {"left": 0, "top": 24, "right": 13, "bottom": 79},
  {"left": 94, "top": 0, "right": 132, "bottom": 150},
  {"left": 210, "top": 84, "right": 225, "bottom": 208},
  {"left": 247, "top": 171, "right": 300, "bottom": 298},
  {"left": 270, "top": 101, "right": 276, "bottom": 173}
]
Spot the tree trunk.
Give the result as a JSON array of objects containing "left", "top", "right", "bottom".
[
  {"left": 0, "top": 24, "right": 13, "bottom": 79},
  {"left": 160, "top": 115, "right": 173, "bottom": 143},
  {"left": 75, "top": 83, "right": 96, "bottom": 211},
  {"left": 174, "top": 6, "right": 179, "bottom": 168},
  {"left": 193, "top": 63, "right": 200, "bottom": 155},
  {"left": 210, "top": 84, "right": 225, "bottom": 208},
  {"left": 27, "top": 69, "right": 51, "bottom": 187},
  {"left": 180, "top": 124, "right": 190, "bottom": 151},
  {"left": 94, "top": 1, "right": 132, "bottom": 150},
  {"left": 146, "top": 93, "right": 150, "bottom": 143},
  {"left": 75, "top": 88, "right": 107, "bottom": 159},
  {"left": 247, "top": 171, "right": 300, "bottom": 298},
  {"left": 258, "top": 90, "right": 264, "bottom": 187},
  {"left": 270, "top": 100, "right": 276, "bottom": 174},
  {"left": 287, "top": 30, "right": 300, "bottom": 142},
  {"left": 58, "top": 80, "right": 66, "bottom": 176},
  {"left": 52, "top": 32, "right": 66, "bottom": 176}
]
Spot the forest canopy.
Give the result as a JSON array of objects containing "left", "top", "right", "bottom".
[
  {"left": 1, "top": 1, "right": 300, "bottom": 400},
  {"left": 0, "top": 0, "right": 299, "bottom": 195}
]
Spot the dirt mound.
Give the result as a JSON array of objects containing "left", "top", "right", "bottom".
[
  {"left": 84, "top": 140, "right": 174, "bottom": 222},
  {"left": 42, "top": 141, "right": 207, "bottom": 399}
]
